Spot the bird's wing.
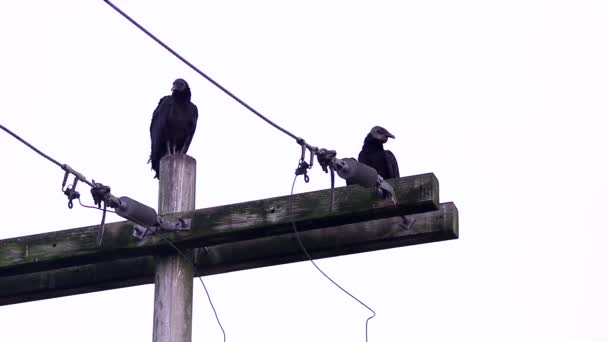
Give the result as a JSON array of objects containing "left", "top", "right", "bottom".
[
  {"left": 149, "top": 96, "right": 172, "bottom": 161},
  {"left": 357, "top": 149, "right": 373, "bottom": 167},
  {"left": 189, "top": 102, "right": 198, "bottom": 135},
  {"left": 179, "top": 102, "right": 199, "bottom": 154},
  {"left": 385, "top": 150, "right": 400, "bottom": 178},
  {"left": 150, "top": 96, "right": 172, "bottom": 133}
]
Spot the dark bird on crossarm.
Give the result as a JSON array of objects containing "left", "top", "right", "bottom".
[
  {"left": 349, "top": 125, "right": 415, "bottom": 229},
  {"left": 148, "top": 78, "right": 198, "bottom": 179},
  {"left": 355, "top": 126, "right": 399, "bottom": 181}
]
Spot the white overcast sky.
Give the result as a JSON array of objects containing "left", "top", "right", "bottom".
[{"left": 1, "top": 0, "right": 607, "bottom": 341}]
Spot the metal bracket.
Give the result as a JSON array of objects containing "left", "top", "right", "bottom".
[
  {"left": 376, "top": 176, "right": 397, "bottom": 204},
  {"left": 132, "top": 218, "right": 192, "bottom": 240},
  {"left": 133, "top": 225, "right": 156, "bottom": 240},
  {"left": 159, "top": 218, "right": 191, "bottom": 231}
]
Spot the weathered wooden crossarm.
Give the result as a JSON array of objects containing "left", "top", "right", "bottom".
[
  {"left": 0, "top": 202, "right": 457, "bottom": 306},
  {"left": 0, "top": 173, "right": 439, "bottom": 276},
  {"left": 198, "top": 201, "right": 458, "bottom": 275}
]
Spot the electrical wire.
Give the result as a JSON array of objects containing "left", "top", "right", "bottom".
[
  {"left": 1, "top": 124, "right": 64, "bottom": 168},
  {"left": 103, "top": 0, "right": 309, "bottom": 147},
  {"left": 1, "top": 123, "right": 96, "bottom": 189},
  {"left": 288, "top": 175, "right": 376, "bottom": 342},
  {"left": 2, "top": 123, "right": 120, "bottom": 248},
  {"left": 157, "top": 235, "right": 226, "bottom": 342},
  {"left": 78, "top": 198, "right": 117, "bottom": 214}
]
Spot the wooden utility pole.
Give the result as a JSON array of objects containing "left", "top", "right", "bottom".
[{"left": 154, "top": 154, "right": 196, "bottom": 342}]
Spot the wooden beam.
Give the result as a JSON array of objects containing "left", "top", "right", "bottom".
[
  {"left": 0, "top": 202, "right": 457, "bottom": 306},
  {"left": 0, "top": 173, "right": 439, "bottom": 277}
]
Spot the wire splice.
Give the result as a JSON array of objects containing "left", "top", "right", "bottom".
[
  {"left": 90, "top": 181, "right": 113, "bottom": 246},
  {"left": 91, "top": 181, "right": 112, "bottom": 208}
]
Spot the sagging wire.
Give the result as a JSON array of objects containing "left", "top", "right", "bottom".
[
  {"left": 78, "top": 197, "right": 114, "bottom": 247},
  {"left": 288, "top": 175, "right": 376, "bottom": 342},
  {"left": 90, "top": 181, "right": 113, "bottom": 246},
  {"left": 156, "top": 235, "right": 227, "bottom": 342}
]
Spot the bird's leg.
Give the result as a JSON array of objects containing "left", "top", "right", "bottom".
[
  {"left": 165, "top": 141, "right": 171, "bottom": 154},
  {"left": 165, "top": 141, "right": 172, "bottom": 155},
  {"left": 180, "top": 135, "right": 192, "bottom": 154}
]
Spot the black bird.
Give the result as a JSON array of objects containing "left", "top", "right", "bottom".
[
  {"left": 148, "top": 78, "right": 198, "bottom": 178},
  {"left": 348, "top": 126, "right": 398, "bottom": 185},
  {"left": 350, "top": 126, "right": 415, "bottom": 229}
]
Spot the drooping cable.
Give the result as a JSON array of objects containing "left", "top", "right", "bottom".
[
  {"left": 288, "top": 175, "right": 376, "bottom": 342},
  {"left": 157, "top": 235, "right": 226, "bottom": 342}
]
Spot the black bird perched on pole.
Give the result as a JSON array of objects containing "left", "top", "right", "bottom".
[
  {"left": 348, "top": 126, "right": 398, "bottom": 185},
  {"left": 148, "top": 78, "right": 198, "bottom": 179},
  {"left": 348, "top": 125, "right": 415, "bottom": 229}
]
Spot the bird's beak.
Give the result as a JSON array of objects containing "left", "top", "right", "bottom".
[
  {"left": 386, "top": 132, "right": 395, "bottom": 139},
  {"left": 171, "top": 85, "right": 177, "bottom": 92}
]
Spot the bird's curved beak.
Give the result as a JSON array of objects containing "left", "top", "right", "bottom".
[
  {"left": 386, "top": 132, "right": 395, "bottom": 139},
  {"left": 171, "top": 85, "right": 177, "bottom": 92}
]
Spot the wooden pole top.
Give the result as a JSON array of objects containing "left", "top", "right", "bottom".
[{"left": 153, "top": 154, "right": 196, "bottom": 342}]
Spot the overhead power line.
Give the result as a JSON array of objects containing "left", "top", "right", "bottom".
[
  {"left": 102, "top": 0, "right": 307, "bottom": 146},
  {"left": 0, "top": 124, "right": 92, "bottom": 186}
]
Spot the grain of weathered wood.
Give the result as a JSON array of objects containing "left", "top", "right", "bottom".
[
  {"left": 0, "top": 257, "right": 154, "bottom": 305},
  {"left": 0, "top": 173, "right": 439, "bottom": 276},
  {"left": 153, "top": 154, "right": 195, "bottom": 342},
  {"left": 0, "top": 202, "right": 457, "bottom": 306},
  {"left": 198, "top": 201, "right": 459, "bottom": 275}
]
